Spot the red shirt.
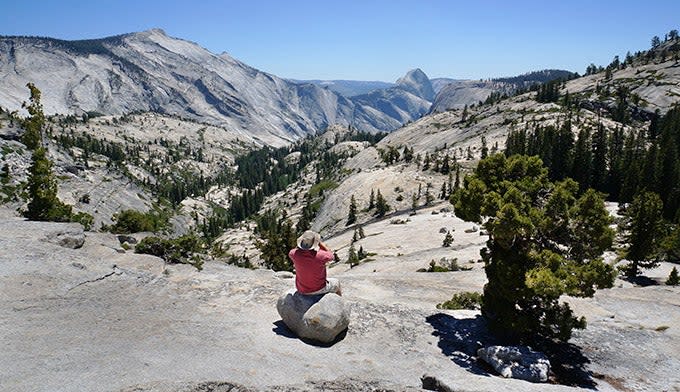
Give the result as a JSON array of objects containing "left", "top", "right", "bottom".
[{"left": 288, "top": 248, "right": 334, "bottom": 293}]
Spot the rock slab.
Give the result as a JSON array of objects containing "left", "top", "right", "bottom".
[
  {"left": 477, "top": 345, "right": 550, "bottom": 383},
  {"left": 276, "top": 290, "right": 350, "bottom": 344}
]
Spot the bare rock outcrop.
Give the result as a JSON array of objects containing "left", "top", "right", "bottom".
[{"left": 44, "top": 224, "right": 86, "bottom": 249}]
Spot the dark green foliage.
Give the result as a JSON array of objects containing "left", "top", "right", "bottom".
[
  {"left": 21, "top": 83, "right": 44, "bottom": 150},
  {"left": 620, "top": 192, "right": 665, "bottom": 277},
  {"left": 612, "top": 86, "right": 631, "bottom": 124},
  {"left": 55, "top": 132, "right": 127, "bottom": 164},
  {"left": 505, "top": 105, "right": 680, "bottom": 221},
  {"left": 374, "top": 190, "right": 390, "bottom": 217},
  {"left": 347, "top": 244, "right": 359, "bottom": 267},
  {"left": 19, "top": 84, "right": 87, "bottom": 224},
  {"left": 228, "top": 135, "right": 346, "bottom": 231},
  {"left": 666, "top": 267, "right": 679, "bottom": 285},
  {"left": 402, "top": 146, "right": 414, "bottom": 163},
  {"left": 255, "top": 210, "right": 296, "bottom": 272},
  {"left": 0, "top": 163, "right": 9, "bottom": 184},
  {"left": 108, "top": 209, "right": 168, "bottom": 234},
  {"left": 296, "top": 193, "right": 315, "bottom": 234},
  {"left": 452, "top": 154, "right": 615, "bottom": 344},
  {"left": 442, "top": 231, "right": 453, "bottom": 247},
  {"left": 135, "top": 233, "right": 204, "bottom": 270},
  {"left": 418, "top": 259, "right": 468, "bottom": 272},
  {"left": 199, "top": 205, "right": 231, "bottom": 243},
  {"left": 24, "top": 147, "right": 71, "bottom": 222},
  {"left": 71, "top": 211, "right": 94, "bottom": 231},
  {"left": 336, "top": 130, "right": 387, "bottom": 145},
  {"left": 379, "top": 145, "right": 401, "bottom": 164},
  {"left": 662, "top": 225, "right": 680, "bottom": 262},
  {"left": 535, "top": 80, "right": 561, "bottom": 103},
  {"left": 493, "top": 70, "right": 577, "bottom": 85},
  {"left": 357, "top": 246, "right": 368, "bottom": 260},
  {"left": 437, "top": 292, "right": 483, "bottom": 310},
  {"left": 225, "top": 253, "right": 254, "bottom": 269}
]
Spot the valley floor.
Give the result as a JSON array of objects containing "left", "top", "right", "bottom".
[{"left": 1, "top": 206, "right": 679, "bottom": 392}]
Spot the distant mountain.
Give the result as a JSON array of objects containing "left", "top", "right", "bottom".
[
  {"left": 431, "top": 69, "right": 577, "bottom": 112},
  {"left": 289, "top": 79, "right": 395, "bottom": 97},
  {"left": 430, "top": 78, "right": 462, "bottom": 93},
  {"left": 351, "top": 68, "right": 434, "bottom": 125},
  {"left": 395, "top": 68, "right": 435, "bottom": 101},
  {"left": 0, "top": 30, "right": 423, "bottom": 145}
]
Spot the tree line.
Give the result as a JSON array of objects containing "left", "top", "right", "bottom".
[{"left": 505, "top": 106, "right": 680, "bottom": 221}]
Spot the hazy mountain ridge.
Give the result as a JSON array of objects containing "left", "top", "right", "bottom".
[
  {"left": 0, "top": 29, "right": 582, "bottom": 145},
  {"left": 289, "top": 79, "right": 396, "bottom": 97},
  {"left": 0, "top": 29, "right": 427, "bottom": 145}
]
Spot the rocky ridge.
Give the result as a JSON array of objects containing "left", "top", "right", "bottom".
[{"left": 1, "top": 30, "right": 434, "bottom": 145}]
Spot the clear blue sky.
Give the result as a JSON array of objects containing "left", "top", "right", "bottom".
[{"left": 3, "top": 0, "right": 679, "bottom": 82}]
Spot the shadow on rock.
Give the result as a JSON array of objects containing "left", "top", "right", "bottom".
[
  {"left": 621, "top": 274, "right": 659, "bottom": 287},
  {"left": 272, "top": 320, "right": 298, "bottom": 339},
  {"left": 426, "top": 313, "right": 600, "bottom": 388},
  {"left": 425, "top": 313, "right": 495, "bottom": 376},
  {"left": 541, "top": 341, "right": 597, "bottom": 389},
  {"left": 272, "top": 320, "right": 348, "bottom": 348}
]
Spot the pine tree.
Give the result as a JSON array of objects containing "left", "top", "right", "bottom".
[
  {"left": 347, "top": 244, "right": 359, "bottom": 267},
  {"left": 425, "top": 183, "right": 434, "bottom": 206},
  {"left": 21, "top": 84, "right": 72, "bottom": 222},
  {"left": 402, "top": 146, "right": 414, "bottom": 163},
  {"left": 452, "top": 154, "right": 614, "bottom": 343},
  {"left": 374, "top": 190, "right": 390, "bottom": 217},
  {"left": 666, "top": 267, "right": 680, "bottom": 286},
  {"left": 619, "top": 131, "right": 645, "bottom": 203},
  {"left": 24, "top": 147, "right": 72, "bottom": 221},
  {"left": 621, "top": 191, "right": 665, "bottom": 277},
  {"left": 572, "top": 128, "right": 593, "bottom": 192},
  {"left": 442, "top": 231, "right": 453, "bottom": 247},
  {"left": 21, "top": 83, "right": 45, "bottom": 150},
  {"left": 481, "top": 137, "right": 489, "bottom": 159},
  {"left": 296, "top": 193, "right": 314, "bottom": 234},
  {"left": 368, "top": 189, "right": 375, "bottom": 210},
  {"left": 657, "top": 115, "right": 680, "bottom": 220},
  {"left": 257, "top": 213, "right": 296, "bottom": 272},
  {"left": 454, "top": 165, "right": 460, "bottom": 190},
  {"left": 347, "top": 195, "right": 357, "bottom": 225},
  {"left": 552, "top": 118, "right": 574, "bottom": 181},
  {"left": 439, "top": 182, "right": 447, "bottom": 200},
  {"left": 358, "top": 225, "right": 365, "bottom": 239},
  {"left": 591, "top": 123, "right": 609, "bottom": 191},
  {"left": 358, "top": 246, "right": 366, "bottom": 260}
]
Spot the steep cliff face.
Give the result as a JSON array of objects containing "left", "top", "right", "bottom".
[
  {"left": 395, "top": 68, "right": 435, "bottom": 101},
  {"left": 0, "top": 29, "right": 419, "bottom": 145}
]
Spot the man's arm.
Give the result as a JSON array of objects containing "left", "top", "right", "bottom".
[{"left": 319, "top": 241, "right": 332, "bottom": 252}]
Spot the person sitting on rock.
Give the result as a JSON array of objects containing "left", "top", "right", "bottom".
[{"left": 288, "top": 230, "right": 342, "bottom": 296}]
